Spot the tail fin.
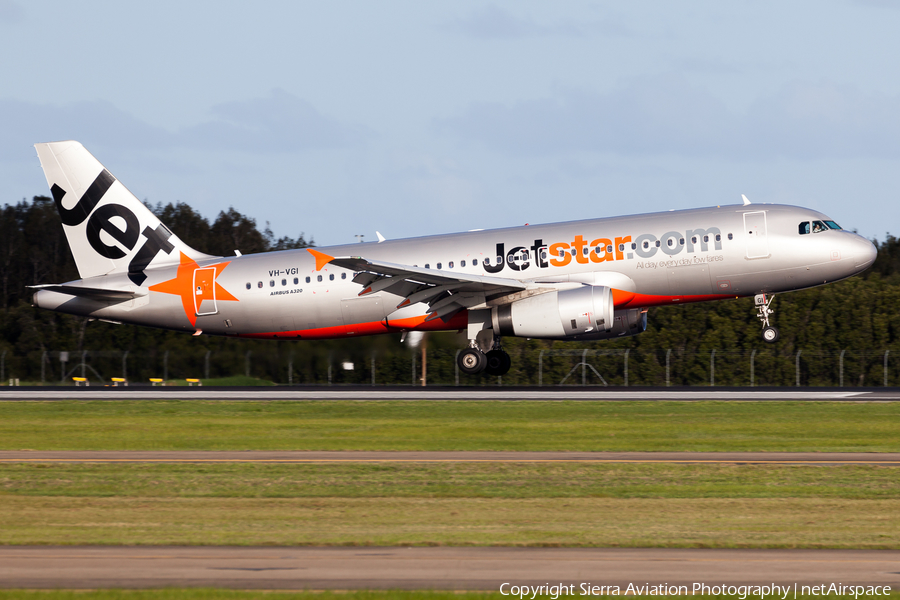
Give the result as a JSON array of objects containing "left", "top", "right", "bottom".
[{"left": 34, "top": 141, "right": 214, "bottom": 285}]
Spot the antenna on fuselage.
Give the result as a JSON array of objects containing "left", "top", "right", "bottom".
[{"left": 742, "top": 194, "right": 752, "bottom": 206}]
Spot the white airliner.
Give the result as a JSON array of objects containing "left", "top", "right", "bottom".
[{"left": 30, "top": 141, "right": 877, "bottom": 376}]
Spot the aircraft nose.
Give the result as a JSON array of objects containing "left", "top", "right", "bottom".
[{"left": 849, "top": 235, "right": 877, "bottom": 270}]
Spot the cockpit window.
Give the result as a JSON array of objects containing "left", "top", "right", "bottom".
[
  {"left": 812, "top": 220, "right": 828, "bottom": 233},
  {"left": 799, "top": 222, "right": 810, "bottom": 235},
  {"left": 825, "top": 220, "right": 842, "bottom": 230}
]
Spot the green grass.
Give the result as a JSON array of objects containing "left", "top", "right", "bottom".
[
  {"left": 1, "top": 463, "right": 899, "bottom": 499},
  {"left": 0, "top": 463, "right": 898, "bottom": 548},
  {"left": 2, "top": 593, "right": 898, "bottom": 600},
  {"left": 2, "top": 400, "right": 899, "bottom": 451}
]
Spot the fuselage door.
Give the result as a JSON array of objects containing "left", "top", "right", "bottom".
[
  {"left": 193, "top": 267, "right": 218, "bottom": 316},
  {"left": 743, "top": 211, "right": 770, "bottom": 259}
]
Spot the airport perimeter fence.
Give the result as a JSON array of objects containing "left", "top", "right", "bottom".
[{"left": 1, "top": 346, "right": 898, "bottom": 388}]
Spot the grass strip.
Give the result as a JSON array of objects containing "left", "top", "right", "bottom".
[
  {"left": 2, "top": 463, "right": 899, "bottom": 499},
  {"left": 0, "top": 496, "right": 897, "bottom": 547},
  {"left": 3, "top": 594, "right": 900, "bottom": 600},
  {"left": 1, "top": 400, "right": 899, "bottom": 451}
]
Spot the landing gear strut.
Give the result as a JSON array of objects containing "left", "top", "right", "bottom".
[{"left": 755, "top": 293, "right": 779, "bottom": 343}]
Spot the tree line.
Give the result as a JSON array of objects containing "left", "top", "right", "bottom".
[{"left": 1, "top": 195, "right": 899, "bottom": 386}]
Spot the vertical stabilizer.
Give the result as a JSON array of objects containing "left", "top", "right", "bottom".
[{"left": 34, "top": 141, "right": 214, "bottom": 284}]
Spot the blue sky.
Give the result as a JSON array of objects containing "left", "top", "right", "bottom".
[{"left": 1, "top": 1, "right": 898, "bottom": 246}]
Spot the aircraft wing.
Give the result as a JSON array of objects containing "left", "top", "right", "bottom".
[{"left": 323, "top": 253, "right": 527, "bottom": 321}]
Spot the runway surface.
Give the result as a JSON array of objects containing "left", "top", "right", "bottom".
[
  {"left": 2, "top": 387, "right": 900, "bottom": 400},
  {"left": 2, "top": 450, "right": 899, "bottom": 465},
  {"left": 1, "top": 546, "right": 898, "bottom": 589}
]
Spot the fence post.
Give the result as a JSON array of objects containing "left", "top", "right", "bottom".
[
  {"left": 163, "top": 350, "right": 169, "bottom": 381},
  {"left": 327, "top": 353, "right": 333, "bottom": 385},
  {"left": 750, "top": 349, "right": 756, "bottom": 387},
  {"left": 411, "top": 352, "right": 415, "bottom": 386},
  {"left": 81, "top": 351, "right": 87, "bottom": 379},
  {"left": 839, "top": 349, "right": 845, "bottom": 387},
  {"left": 885, "top": 350, "right": 890, "bottom": 388},
  {"left": 455, "top": 350, "right": 460, "bottom": 386},
  {"left": 204, "top": 350, "right": 211, "bottom": 380},
  {"left": 41, "top": 351, "right": 47, "bottom": 384},
  {"left": 710, "top": 349, "right": 716, "bottom": 387},
  {"left": 1, "top": 350, "right": 5, "bottom": 382},
  {"left": 122, "top": 350, "right": 129, "bottom": 381},
  {"left": 582, "top": 349, "right": 588, "bottom": 386},
  {"left": 538, "top": 350, "right": 544, "bottom": 387},
  {"left": 795, "top": 350, "right": 802, "bottom": 387},
  {"left": 624, "top": 349, "right": 629, "bottom": 387},
  {"left": 371, "top": 354, "right": 375, "bottom": 386},
  {"left": 245, "top": 351, "right": 251, "bottom": 378},
  {"left": 665, "top": 349, "right": 671, "bottom": 387}
]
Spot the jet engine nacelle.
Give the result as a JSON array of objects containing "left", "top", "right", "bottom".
[{"left": 492, "top": 285, "right": 615, "bottom": 339}]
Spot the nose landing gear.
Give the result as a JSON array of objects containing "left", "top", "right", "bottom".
[{"left": 755, "top": 294, "right": 779, "bottom": 343}]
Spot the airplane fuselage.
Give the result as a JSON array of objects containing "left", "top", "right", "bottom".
[{"left": 33, "top": 203, "right": 876, "bottom": 340}]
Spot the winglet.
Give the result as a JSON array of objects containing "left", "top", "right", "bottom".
[
  {"left": 307, "top": 248, "right": 334, "bottom": 271},
  {"left": 376, "top": 231, "right": 386, "bottom": 243},
  {"left": 742, "top": 194, "right": 751, "bottom": 206}
]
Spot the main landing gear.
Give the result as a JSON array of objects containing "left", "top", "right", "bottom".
[
  {"left": 755, "top": 293, "right": 779, "bottom": 343},
  {"left": 457, "top": 342, "right": 511, "bottom": 376}
]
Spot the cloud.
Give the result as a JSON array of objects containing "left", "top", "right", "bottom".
[
  {"left": 0, "top": 0, "right": 23, "bottom": 23},
  {"left": 442, "top": 5, "right": 589, "bottom": 39},
  {"left": 181, "top": 89, "right": 366, "bottom": 153},
  {"left": 0, "top": 89, "right": 365, "bottom": 159},
  {"left": 439, "top": 76, "right": 900, "bottom": 160},
  {"left": 0, "top": 98, "right": 173, "bottom": 159}
]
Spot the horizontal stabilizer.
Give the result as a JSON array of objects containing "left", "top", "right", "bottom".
[{"left": 28, "top": 284, "right": 144, "bottom": 301}]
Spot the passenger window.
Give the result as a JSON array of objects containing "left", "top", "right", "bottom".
[
  {"left": 606, "top": 245, "right": 613, "bottom": 253},
  {"left": 715, "top": 234, "right": 721, "bottom": 242},
  {"left": 461, "top": 260, "right": 466, "bottom": 267},
  {"left": 703, "top": 235, "right": 709, "bottom": 243},
  {"left": 270, "top": 280, "right": 275, "bottom": 287},
  {"left": 631, "top": 243, "right": 636, "bottom": 250},
  {"left": 799, "top": 222, "right": 810, "bottom": 235},
  {"left": 449, "top": 261, "right": 454, "bottom": 268},
  {"left": 437, "top": 263, "right": 442, "bottom": 269},
  {"left": 245, "top": 283, "right": 251, "bottom": 290},
  {"left": 317, "top": 275, "right": 322, "bottom": 282},
  {"left": 282, "top": 279, "right": 287, "bottom": 286},
  {"left": 619, "top": 244, "right": 625, "bottom": 252},
  {"left": 305, "top": 276, "right": 311, "bottom": 283},
  {"left": 483, "top": 258, "right": 489, "bottom": 265},
  {"left": 583, "top": 247, "right": 589, "bottom": 256},
  {"left": 425, "top": 264, "right": 430, "bottom": 269},
  {"left": 679, "top": 238, "right": 684, "bottom": 246},
  {"left": 571, "top": 248, "right": 577, "bottom": 256},
  {"left": 727, "top": 233, "right": 733, "bottom": 240},
  {"left": 667, "top": 239, "right": 674, "bottom": 247},
  {"left": 341, "top": 273, "right": 346, "bottom": 279},
  {"left": 655, "top": 240, "right": 661, "bottom": 247},
  {"left": 329, "top": 274, "right": 334, "bottom": 281},
  {"left": 257, "top": 281, "right": 263, "bottom": 288},
  {"left": 691, "top": 236, "right": 697, "bottom": 244},
  {"left": 594, "top": 246, "right": 601, "bottom": 255},
  {"left": 294, "top": 277, "right": 299, "bottom": 284},
  {"left": 642, "top": 241, "right": 649, "bottom": 249}
]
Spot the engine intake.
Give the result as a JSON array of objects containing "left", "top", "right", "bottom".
[{"left": 492, "top": 285, "right": 614, "bottom": 339}]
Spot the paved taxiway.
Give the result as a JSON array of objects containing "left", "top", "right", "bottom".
[
  {"left": 2, "top": 387, "right": 900, "bottom": 400},
  {"left": 1, "top": 547, "right": 898, "bottom": 589},
  {"left": 2, "top": 450, "right": 899, "bottom": 465}
]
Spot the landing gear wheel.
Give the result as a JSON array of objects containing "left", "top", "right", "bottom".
[
  {"left": 458, "top": 348, "right": 487, "bottom": 374},
  {"left": 485, "top": 350, "right": 511, "bottom": 376},
  {"left": 762, "top": 326, "right": 779, "bottom": 343}
]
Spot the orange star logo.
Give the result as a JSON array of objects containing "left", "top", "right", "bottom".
[{"left": 149, "top": 252, "right": 239, "bottom": 327}]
